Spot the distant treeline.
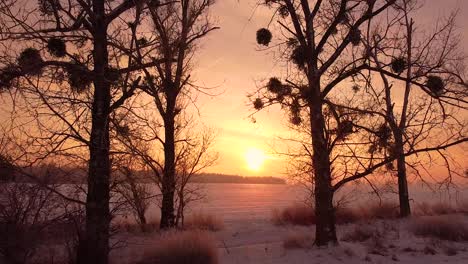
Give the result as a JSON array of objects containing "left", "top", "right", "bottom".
[
  {"left": 191, "top": 173, "right": 286, "bottom": 185},
  {"left": 1, "top": 165, "right": 286, "bottom": 185}
]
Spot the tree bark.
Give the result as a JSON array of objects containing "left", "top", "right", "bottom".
[
  {"left": 309, "top": 86, "right": 337, "bottom": 246},
  {"left": 160, "top": 98, "right": 176, "bottom": 229},
  {"left": 77, "top": 1, "right": 111, "bottom": 263},
  {"left": 395, "top": 133, "right": 411, "bottom": 217},
  {"left": 396, "top": 12, "right": 413, "bottom": 218}
]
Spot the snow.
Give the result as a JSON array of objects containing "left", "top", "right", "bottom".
[
  {"left": 109, "top": 183, "right": 468, "bottom": 263},
  {"left": 110, "top": 216, "right": 468, "bottom": 264}
]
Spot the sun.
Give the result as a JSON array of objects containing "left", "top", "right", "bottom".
[{"left": 245, "top": 148, "right": 266, "bottom": 171}]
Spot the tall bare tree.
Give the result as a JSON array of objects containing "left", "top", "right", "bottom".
[
  {"left": 0, "top": 1, "right": 166, "bottom": 262},
  {"left": 253, "top": 1, "right": 467, "bottom": 246},
  {"left": 128, "top": 0, "right": 218, "bottom": 229},
  {"left": 252, "top": 0, "right": 398, "bottom": 245},
  {"left": 112, "top": 100, "right": 218, "bottom": 229},
  {"left": 361, "top": 0, "right": 468, "bottom": 217}
]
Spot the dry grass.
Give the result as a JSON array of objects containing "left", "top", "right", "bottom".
[
  {"left": 414, "top": 202, "right": 468, "bottom": 216},
  {"left": 335, "top": 207, "right": 360, "bottom": 224},
  {"left": 184, "top": 212, "right": 224, "bottom": 231},
  {"left": 272, "top": 204, "right": 315, "bottom": 226},
  {"left": 272, "top": 202, "right": 401, "bottom": 226},
  {"left": 113, "top": 220, "right": 159, "bottom": 233},
  {"left": 341, "top": 225, "right": 378, "bottom": 242},
  {"left": 361, "top": 202, "right": 399, "bottom": 219},
  {"left": 457, "top": 201, "right": 468, "bottom": 215},
  {"left": 410, "top": 216, "right": 468, "bottom": 241},
  {"left": 282, "top": 233, "right": 314, "bottom": 249},
  {"left": 138, "top": 230, "right": 219, "bottom": 264},
  {"left": 430, "top": 203, "right": 458, "bottom": 215},
  {"left": 414, "top": 202, "right": 433, "bottom": 216}
]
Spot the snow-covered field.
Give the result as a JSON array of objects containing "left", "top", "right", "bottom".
[
  {"left": 141, "top": 182, "right": 468, "bottom": 223},
  {"left": 112, "top": 216, "right": 468, "bottom": 264},
  {"left": 110, "top": 183, "right": 468, "bottom": 264}
]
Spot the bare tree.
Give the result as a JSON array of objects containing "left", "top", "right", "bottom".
[
  {"left": 174, "top": 126, "right": 218, "bottom": 227},
  {"left": 360, "top": 0, "right": 468, "bottom": 217},
  {"left": 252, "top": 0, "right": 398, "bottom": 245},
  {"left": 112, "top": 102, "right": 218, "bottom": 229},
  {"left": 0, "top": 1, "right": 167, "bottom": 262},
  {"left": 112, "top": 157, "right": 154, "bottom": 232},
  {"left": 128, "top": 0, "right": 219, "bottom": 229}
]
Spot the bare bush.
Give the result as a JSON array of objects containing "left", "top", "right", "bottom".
[
  {"left": 283, "top": 233, "right": 314, "bottom": 249},
  {"left": 0, "top": 183, "right": 61, "bottom": 264},
  {"left": 272, "top": 204, "right": 315, "bottom": 226},
  {"left": 414, "top": 202, "right": 433, "bottom": 216},
  {"left": 113, "top": 220, "right": 159, "bottom": 234},
  {"left": 362, "top": 202, "right": 399, "bottom": 219},
  {"left": 113, "top": 165, "right": 154, "bottom": 232},
  {"left": 335, "top": 207, "right": 361, "bottom": 224},
  {"left": 341, "top": 225, "right": 379, "bottom": 242},
  {"left": 410, "top": 216, "right": 468, "bottom": 241},
  {"left": 428, "top": 203, "right": 459, "bottom": 215},
  {"left": 273, "top": 204, "right": 365, "bottom": 226},
  {"left": 60, "top": 205, "right": 85, "bottom": 264},
  {"left": 184, "top": 212, "right": 223, "bottom": 232},
  {"left": 138, "top": 231, "right": 219, "bottom": 264},
  {"left": 414, "top": 202, "right": 459, "bottom": 216}
]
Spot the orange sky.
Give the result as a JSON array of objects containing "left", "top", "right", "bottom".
[{"left": 183, "top": 0, "right": 468, "bottom": 177}]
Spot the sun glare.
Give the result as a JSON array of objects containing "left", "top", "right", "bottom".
[{"left": 245, "top": 148, "right": 266, "bottom": 171}]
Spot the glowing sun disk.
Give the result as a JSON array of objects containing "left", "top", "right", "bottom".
[{"left": 245, "top": 148, "right": 266, "bottom": 171}]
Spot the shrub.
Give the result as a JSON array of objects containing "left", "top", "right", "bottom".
[
  {"left": 410, "top": 216, "right": 468, "bottom": 241},
  {"left": 341, "top": 225, "right": 377, "bottom": 242},
  {"left": 414, "top": 202, "right": 460, "bottom": 216},
  {"left": 184, "top": 212, "right": 223, "bottom": 231},
  {"left": 457, "top": 201, "right": 468, "bottom": 214},
  {"left": 272, "top": 204, "right": 315, "bottom": 226},
  {"left": 283, "top": 233, "right": 314, "bottom": 249},
  {"left": 138, "top": 231, "right": 219, "bottom": 264},
  {"left": 273, "top": 204, "right": 363, "bottom": 226},
  {"left": 423, "top": 245, "right": 437, "bottom": 255},
  {"left": 335, "top": 207, "right": 360, "bottom": 224},
  {"left": 414, "top": 202, "right": 433, "bottom": 216},
  {"left": 363, "top": 202, "right": 399, "bottom": 219},
  {"left": 444, "top": 245, "right": 458, "bottom": 256},
  {"left": 429, "top": 203, "right": 458, "bottom": 215},
  {"left": 0, "top": 183, "right": 60, "bottom": 264},
  {"left": 114, "top": 219, "right": 159, "bottom": 234}
]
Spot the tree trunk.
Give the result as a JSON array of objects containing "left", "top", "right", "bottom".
[
  {"left": 77, "top": 1, "right": 111, "bottom": 263},
  {"left": 138, "top": 211, "right": 147, "bottom": 232},
  {"left": 395, "top": 134, "right": 411, "bottom": 217},
  {"left": 160, "top": 106, "right": 176, "bottom": 229},
  {"left": 309, "top": 90, "right": 337, "bottom": 246}
]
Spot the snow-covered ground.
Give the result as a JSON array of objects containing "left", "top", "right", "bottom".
[
  {"left": 110, "top": 183, "right": 468, "bottom": 264},
  {"left": 111, "top": 216, "right": 468, "bottom": 264}
]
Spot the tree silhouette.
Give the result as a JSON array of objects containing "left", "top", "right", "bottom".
[
  {"left": 130, "top": 0, "right": 219, "bottom": 229},
  {"left": 0, "top": 1, "right": 166, "bottom": 263},
  {"left": 360, "top": 0, "right": 468, "bottom": 217},
  {"left": 252, "top": 0, "right": 398, "bottom": 246}
]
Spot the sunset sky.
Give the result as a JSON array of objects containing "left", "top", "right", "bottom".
[{"left": 182, "top": 0, "right": 468, "bottom": 177}]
